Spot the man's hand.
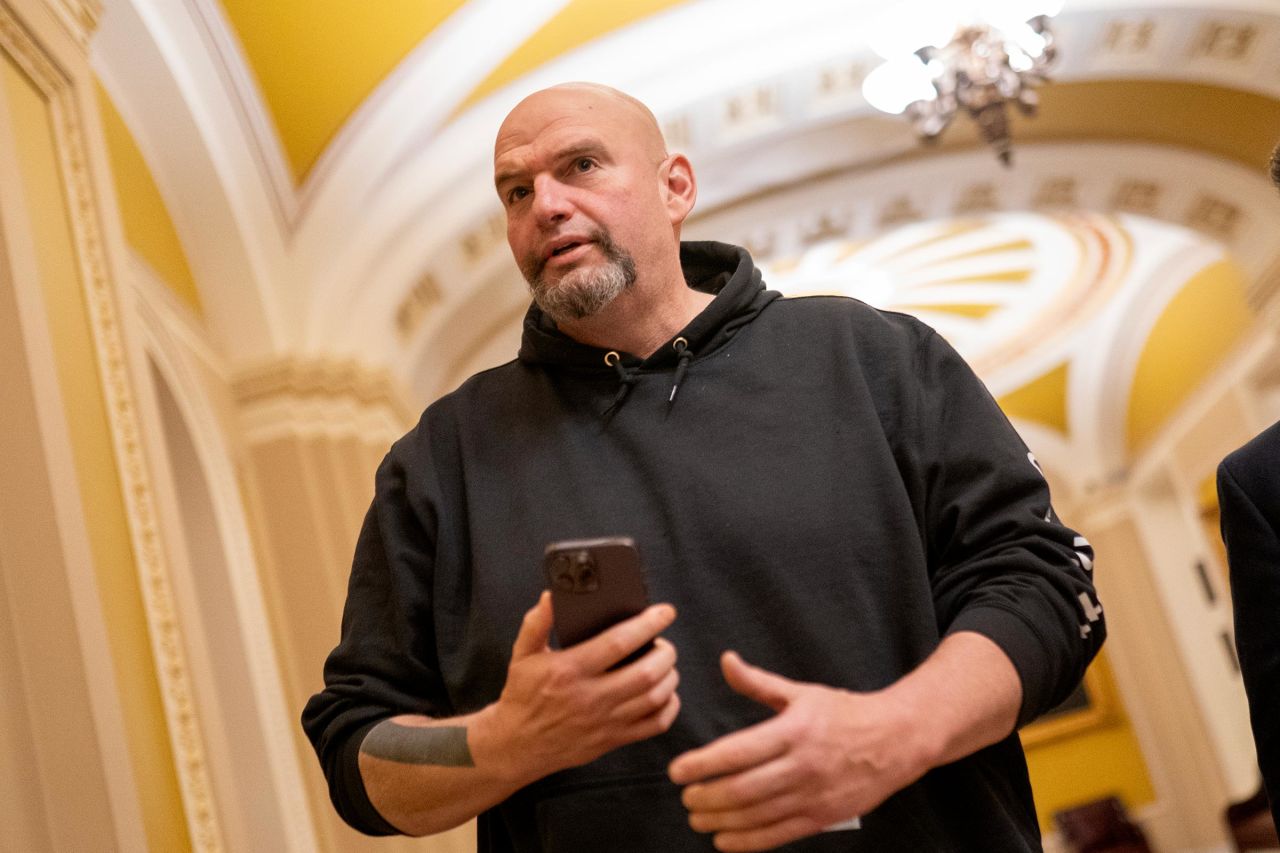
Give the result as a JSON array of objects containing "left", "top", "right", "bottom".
[
  {"left": 668, "top": 633, "right": 1022, "bottom": 852},
  {"left": 356, "top": 593, "right": 680, "bottom": 836},
  {"left": 474, "top": 592, "right": 682, "bottom": 784},
  {"left": 667, "top": 651, "right": 936, "bottom": 852}
]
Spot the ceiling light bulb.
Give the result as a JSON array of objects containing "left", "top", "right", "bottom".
[
  {"left": 862, "top": 57, "right": 938, "bottom": 115},
  {"left": 1004, "top": 21, "right": 1048, "bottom": 56}
]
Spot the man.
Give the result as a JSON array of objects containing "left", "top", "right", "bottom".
[
  {"left": 1221, "top": 420, "right": 1280, "bottom": 828},
  {"left": 1219, "top": 141, "right": 1280, "bottom": 829},
  {"left": 303, "top": 83, "right": 1104, "bottom": 851}
]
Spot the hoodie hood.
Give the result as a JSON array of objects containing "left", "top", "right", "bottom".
[{"left": 516, "top": 241, "right": 779, "bottom": 372}]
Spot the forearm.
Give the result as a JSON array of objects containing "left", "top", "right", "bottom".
[
  {"left": 357, "top": 705, "right": 533, "bottom": 837},
  {"left": 880, "top": 630, "right": 1022, "bottom": 770},
  {"left": 358, "top": 598, "right": 681, "bottom": 836}
]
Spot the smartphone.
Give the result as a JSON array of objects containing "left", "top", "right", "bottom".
[{"left": 542, "top": 536, "right": 653, "bottom": 666}]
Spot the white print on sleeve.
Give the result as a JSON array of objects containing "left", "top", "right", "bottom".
[
  {"left": 1077, "top": 592, "right": 1103, "bottom": 638},
  {"left": 1073, "top": 536, "right": 1094, "bottom": 573},
  {"left": 1026, "top": 452, "right": 1099, "bottom": 639}
]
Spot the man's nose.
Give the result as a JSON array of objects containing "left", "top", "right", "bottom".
[{"left": 531, "top": 176, "right": 573, "bottom": 223}]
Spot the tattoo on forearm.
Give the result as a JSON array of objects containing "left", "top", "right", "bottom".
[{"left": 361, "top": 720, "right": 475, "bottom": 767}]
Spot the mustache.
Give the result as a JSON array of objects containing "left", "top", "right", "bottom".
[{"left": 522, "top": 227, "right": 612, "bottom": 283}]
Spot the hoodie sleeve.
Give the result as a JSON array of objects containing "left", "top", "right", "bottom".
[
  {"left": 300, "top": 429, "right": 447, "bottom": 836},
  {"left": 914, "top": 329, "right": 1104, "bottom": 727}
]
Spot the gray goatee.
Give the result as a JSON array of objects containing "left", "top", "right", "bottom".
[{"left": 523, "top": 230, "right": 637, "bottom": 323}]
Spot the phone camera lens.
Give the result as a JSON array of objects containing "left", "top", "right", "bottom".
[
  {"left": 551, "top": 554, "right": 575, "bottom": 591},
  {"left": 571, "top": 550, "right": 600, "bottom": 592}
]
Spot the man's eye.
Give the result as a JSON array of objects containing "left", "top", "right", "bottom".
[
  {"left": 507, "top": 187, "right": 530, "bottom": 204},
  {"left": 575, "top": 158, "right": 595, "bottom": 172}
]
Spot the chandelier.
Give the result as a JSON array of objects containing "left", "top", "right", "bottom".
[{"left": 861, "top": 0, "right": 1063, "bottom": 165}]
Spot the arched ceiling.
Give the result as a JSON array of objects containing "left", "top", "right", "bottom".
[
  {"left": 213, "top": 0, "right": 693, "bottom": 182},
  {"left": 216, "top": 0, "right": 470, "bottom": 182},
  {"left": 90, "top": 0, "right": 1280, "bottom": 492}
]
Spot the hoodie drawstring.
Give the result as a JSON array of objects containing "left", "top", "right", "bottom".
[
  {"left": 602, "top": 351, "right": 638, "bottom": 417},
  {"left": 602, "top": 337, "right": 694, "bottom": 417},
  {"left": 669, "top": 337, "right": 692, "bottom": 405}
]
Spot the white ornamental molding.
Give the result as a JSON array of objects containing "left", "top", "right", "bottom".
[
  {"left": 0, "top": 4, "right": 223, "bottom": 850},
  {"left": 48, "top": 0, "right": 101, "bottom": 51}
]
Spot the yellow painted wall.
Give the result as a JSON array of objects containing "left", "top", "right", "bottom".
[
  {"left": 460, "top": 0, "right": 693, "bottom": 110},
  {"left": 2, "top": 52, "right": 192, "bottom": 853},
  {"left": 999, "top": 362, "right": 1070, "bottom": 436},
  {"left": 93, "top": 80, "right": 201, "bottom": 314},
  {"left": 218, "top": 0, "right": 467, "bottom": 181},
  {"left": 1127, "top": 259, "right": 1252, "bottom": 452}
]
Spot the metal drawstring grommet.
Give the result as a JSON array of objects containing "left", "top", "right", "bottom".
[
  {"left": 669, "top": 338, "right": 693, "bottom": 405},
  {"left": 604, "top": 351, "right": 620, "bottom": 366}
]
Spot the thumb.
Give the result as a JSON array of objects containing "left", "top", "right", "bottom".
[
  {"left": 510, "top": 591, "right": 553, "bottom": 660},
  {"left": 721, "top": 650, "right": 799, "bottom": 712}
]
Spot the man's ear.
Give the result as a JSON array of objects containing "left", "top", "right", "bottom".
[{"left": 661, "top": 153, "right": 697, "bottom": 227}]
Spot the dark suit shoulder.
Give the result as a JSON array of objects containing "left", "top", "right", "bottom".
[
  {"left": 1222, "top": 420, "right": 1280, "bottom": 473},
  {"left": 1220, "top": 419, "right": 1280, "bottom": 509}
]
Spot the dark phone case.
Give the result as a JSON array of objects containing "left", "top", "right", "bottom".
[{"left": 543, "top": 537, "right": 653, "bottom": 664}]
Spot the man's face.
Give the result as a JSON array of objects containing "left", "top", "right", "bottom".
[{"left": 493, "top": 88, "right": 672, "bottom": 322}]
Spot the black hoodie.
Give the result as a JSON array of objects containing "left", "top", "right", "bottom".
[{"left": 303, "top": 241, "right": 1104, "bottom": 852}]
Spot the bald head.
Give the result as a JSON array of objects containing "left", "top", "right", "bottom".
[{"left": 495, "top": 83, "right": 669, "bottom": 166}]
